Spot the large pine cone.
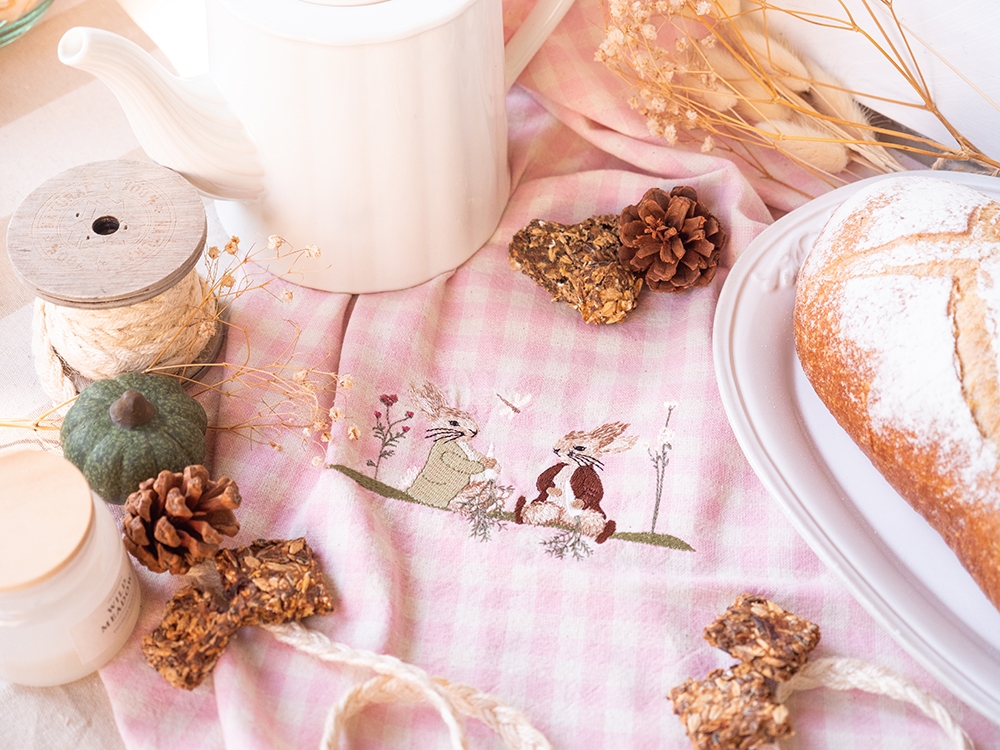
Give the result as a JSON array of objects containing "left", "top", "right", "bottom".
[
  {"left": 618, "top": 186, "right": 727, "bottom": 292},
  {"left": 123, "top": 465, "right": 241, "bottom": 574}
]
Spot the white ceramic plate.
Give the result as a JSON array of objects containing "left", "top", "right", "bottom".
[{"left": 714, "top": 169, "right": 1000, "bottom": 724}]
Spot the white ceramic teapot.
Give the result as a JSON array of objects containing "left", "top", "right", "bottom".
[{"left": 58, "top": 0, "right": 574, "bottom": 293}]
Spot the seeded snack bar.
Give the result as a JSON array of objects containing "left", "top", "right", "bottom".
[
  {"left": 669, "top": 662, "right": 793, "bottom": 750},
  {"left": 508, "top": 215, "right": 642, "bottom": 325},
  {"left": 141, "top": 585, "right": 239, "bottom": 690},
  {"left": 703, "top": 593, "right": 820, "bottom": 682},
  {"left": 214, "top": 538, "right": 335, "bottom": 628}
]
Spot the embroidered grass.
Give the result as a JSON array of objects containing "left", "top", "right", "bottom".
[
  {"left": 332, "top": 463, "right": 696, "bottom": 551},
  {"left": 612, "top": 530, "right": 694, "bottom": 551},
  {"left": 452, "top": 479, "right": 514, "bottom": 542},
  {"left": 328, "top": 464, "right": 429, "bottom": 506},
  {"left": 541, "top": 520, "right": 594, "bottom": 560}
]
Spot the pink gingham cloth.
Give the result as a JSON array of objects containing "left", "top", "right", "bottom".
[{"left": 87, "top": 1, "right": 999, "bottom": 748}]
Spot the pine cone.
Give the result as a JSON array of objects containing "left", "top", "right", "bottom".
[
  {"left": 123, "top": 465, "right": 241, "bottom": 574},
  {"left": 618, "top": 186, "right": 727, "bottom": 292}
]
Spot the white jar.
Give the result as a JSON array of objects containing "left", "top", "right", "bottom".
[{"left": 0, "top": 450, "right": 141, "bottom": 686}]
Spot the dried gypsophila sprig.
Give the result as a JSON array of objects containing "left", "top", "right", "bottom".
[
  {"left": 160, "top": 325, "right": 355, "bottom": 458},
  {"left": 596, "top": 0, "right": 903, "bottom": 181},
  {"left": 142, "top": 236, "right": 353, "bottom": 458},
  {"left": 2, "top": 237, "right": 355, "bottom": 463},
  {"left": 597, "top": 0, "right": 1000, "bottom": 188}
]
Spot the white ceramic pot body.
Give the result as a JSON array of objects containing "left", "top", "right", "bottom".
[
  {"left": 208, "top": 0, "right": 510, "bottom": 292},
  {"left": 59, "top": 0, "right": 575, "bottom": 292}
]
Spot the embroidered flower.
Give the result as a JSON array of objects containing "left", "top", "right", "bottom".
[{"left": 380, "top": 394, "right": 399, "bottom": 407}]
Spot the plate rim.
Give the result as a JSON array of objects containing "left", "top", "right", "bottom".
[{"left": 713, "top": 169, "right": 1000, "bottom": 724}]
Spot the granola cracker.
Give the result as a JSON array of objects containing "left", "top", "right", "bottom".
[
  {"left": 508, "top": 215, "right": 642, "bottom": 324},
  {"left": 141, "top": 585, "right": 240, "bottom": 690},
  {"left": 703, "top": 593, "right": 820, "bottom": 682},
  {"left": 669, "top": 663, "right": 793, "bottom": 750},
  {"left": 215, "top": 538, "right": 335, "bottom": 627}
]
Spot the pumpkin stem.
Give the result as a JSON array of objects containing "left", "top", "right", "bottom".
[{"left": 109, "top": 389, "right": 157, "bottom": 429}]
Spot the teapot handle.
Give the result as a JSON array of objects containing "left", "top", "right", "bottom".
[{"left": 503, "top": 0, "right": 575, "bottom": 90}]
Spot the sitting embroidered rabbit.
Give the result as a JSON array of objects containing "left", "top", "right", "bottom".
[
  {"left": 514, "top": 422, "right": 636, "bottom": 544},
  {"left": 406, "top": 381, "right": 497, "bottom": 508}
]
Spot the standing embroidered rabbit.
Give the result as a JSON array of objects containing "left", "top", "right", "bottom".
[
  {"left": 406, "top": 381, "right": 497, "bottom": 508},
  {"left": 514, "top": 422, "right": 636, "bottom": 544}
]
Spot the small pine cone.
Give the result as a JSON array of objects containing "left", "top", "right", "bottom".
[
  {"left": 618, "top": 186, "right": 727, "bottom": 292},
  {"left": 122, "top": 465, "right": 242, "bottom": 575}
]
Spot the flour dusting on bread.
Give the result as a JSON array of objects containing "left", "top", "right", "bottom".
[{"left": 794, "top": 175, "right": 1000, "bottom": 611}]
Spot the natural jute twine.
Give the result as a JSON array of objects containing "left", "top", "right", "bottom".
[
  {"left": 7, "top": 160, "right": 215, "bottom": 404},
  {"left": 262, "top": 624, "right": 974, "bottom": 750},
  {"left": 769, "top": 657, "right": 974, "bottom": 750},
  {"left": 31, "top": 269, "right": 217, "bottom": 404},
  {"left": 265, "top": 622, "right": 552, "bottom": 750}
]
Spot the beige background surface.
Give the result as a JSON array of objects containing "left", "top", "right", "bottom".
[{"left": 1, "top": 3, "right": 187, "bottom": 746}]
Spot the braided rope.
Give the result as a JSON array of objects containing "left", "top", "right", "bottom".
[
  {"left": 775, "top": 657, "right": 973, "bottom": 750},
  {"left": 264, "top": 622, "right": 551, "bottom": 750},
  {"left": 32, "top": 269, "right": 216, "bottom": 402},
  {"left": 327, "top": 673, "right": 552, "bottom": 750}
]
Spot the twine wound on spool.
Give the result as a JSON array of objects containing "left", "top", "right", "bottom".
[
  {"left": 32, "top": 270, "right": 217, "bottom": 404},
  {"left": 7, "top": 160, "right": 224, "bottom": 404}
]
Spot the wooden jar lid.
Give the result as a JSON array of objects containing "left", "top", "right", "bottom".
[
  {"left": 0, "top": 451, "right": 94, "bottom": 592},
  {"left": 6, "top": 160, "right": 207, "bottom": 309}
]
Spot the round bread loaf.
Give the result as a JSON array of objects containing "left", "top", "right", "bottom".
[{"left": 794, "top": 175, "right": 1000, "bottom": 611}]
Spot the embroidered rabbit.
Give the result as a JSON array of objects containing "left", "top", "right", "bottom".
[
  {"left": 514, "top": 422, "right": 636, "bottom": 544},
  {"left": 406, "top": 381, "right": 496, "bottom": 508}
]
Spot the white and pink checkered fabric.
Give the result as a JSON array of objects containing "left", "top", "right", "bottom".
[{"left": 84, "top": 1, "right": 1000, "bottom": 749}]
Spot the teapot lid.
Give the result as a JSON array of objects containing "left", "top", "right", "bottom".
[{"left": 219, "top": 0, "right": 486, "bottom": 46}]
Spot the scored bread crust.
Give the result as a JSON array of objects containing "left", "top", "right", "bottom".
[{"left": 793, "top": 176, "right": 1000, "bottom": 611}]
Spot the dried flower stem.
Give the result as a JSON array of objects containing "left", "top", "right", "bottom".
[
  {"left": 597, "top": 0, "right": 1000, "bottom": 190},
  {"left": 3, "top": 237, "right": 354, "bottom": 458}
]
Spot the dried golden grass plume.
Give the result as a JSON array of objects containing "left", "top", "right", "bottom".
[{"left": 596, "top": 0, "right": 1000, "bottom": 187}]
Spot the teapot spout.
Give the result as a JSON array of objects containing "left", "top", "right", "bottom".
[{"left": 58, "top": 27, "right": 264, "bottom": 201}]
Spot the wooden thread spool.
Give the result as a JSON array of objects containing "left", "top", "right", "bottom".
[{"left": 6, "top": 160, "right": 225, "bottom": 403}]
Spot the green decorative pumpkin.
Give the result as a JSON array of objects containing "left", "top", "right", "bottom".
[{"left": 60, "top": 372, "right": 208, "bottom": 504}]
